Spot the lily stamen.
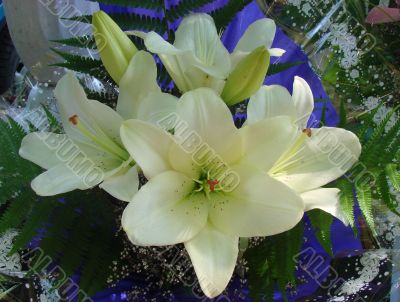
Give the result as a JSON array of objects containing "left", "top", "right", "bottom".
[{"left": 68, "top": 114, "right": 129, "bottom": 161}]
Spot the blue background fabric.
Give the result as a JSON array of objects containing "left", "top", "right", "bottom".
[{"left": 92, "top": 1, "right": 362, "bottom": 301}]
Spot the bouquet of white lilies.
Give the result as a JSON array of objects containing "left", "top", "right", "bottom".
[{"left": 18, "top": 11, "right": 361, "bottom": 298}]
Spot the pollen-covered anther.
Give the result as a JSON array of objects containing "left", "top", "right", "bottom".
[
  {"left": 68, "top": 114, "right": 79, "bottom": 125},
  {"left": 207, "top": 179, "right": 219, "bottom": 192},
  {"left": 302, "top": 128, "right": 312, "bottom": 137}
]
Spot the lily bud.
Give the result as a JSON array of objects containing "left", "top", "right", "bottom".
[
  {"left": 221, "top": 46, "right": 270, "bottom": 106},
  {"left": 92, "top": 11, "right": 138, "bottom": 84}
]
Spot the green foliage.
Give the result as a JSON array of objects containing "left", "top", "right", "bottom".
[
  {"left": 88, "top": 0, "right": 163, "bottom": 11},
  {"left": 210, "top": 0, "right": 252, "bottom": 31},
  {"left": 51, "top": 35, "right": 97, "bottom": 49},
  {"left": 0, "top": 118, "right": 40, "bottom": 206},
  {"left": 337, "top": 179, "right": 355, "bottom": 230},
  {"left": 68, "top": 14, "right": 166, "bottom": 33},
  {"left": 0, "top": 116, "right": 123, "bottom": 301},
  {"left": 245, "top": 222, "right": 304, "bottom": 301},
  {"left": 332, "top": 104, "right": 400, "bottom": 236},
  {"left": 51, "top": 49, "right": 115, "bottom": 85},
  {"left": 267, "top": 61, "right": 304, "bottom": 76},
  {"left": 356, "top": 183, "right": 374, "bottom": 233},
  {"left": 308, "top": 210, "right": 333, "bottom": 256},
  {"left": 166, "top": 0, "right": 215, "bottom": 22}
]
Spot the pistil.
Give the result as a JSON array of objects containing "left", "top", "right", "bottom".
[{"left": 69, "top": 115, "right": 129, "bottom": 160}]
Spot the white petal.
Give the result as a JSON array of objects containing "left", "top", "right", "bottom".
[
  {"left": 292, "top": 76, "right": 314, "bottom": 129},
  {"left": 87, "top": 99, "right": 124, "bottom": 143},
  {"left": 210, "top": 165, "right": 304, "bottom": 237},
  {"left": 234, "top": 18, "right": 277, "bottom": 53},
  {"left": 121, "top": 171, "right": 208, "bottom": 246},
  {"left": 185, "top": 224, "right": 238, "bottom": 298},
  {"left": 273, "top": 127, "right": 362, "bottom": 192},
  {"left": 55, "top": 73, "right": 124, "bottom": 144},
  {"left": 143, "top": 31, "right": 194, "bottom": 92},
  {"left": 116, "top": 51, "right": 161, "bottom": 120},
  {"left": 19, "top": 132, "right": 67, "bottom": 169},
  {"left": 176, "top": 88, "right": 241, "bottom": 164},
  {"left": 174, "top": 14, "right": 231, "bottom": 79},
  {"left": 120, "top": 119, "right": 174, "bottom": 179},
  {"left": 302, "top": 188, "right": 349, "bottom": 226},
  {"left": 246, "top": 85, "right": 297, "bottom": 125},
  {"left": 269, "top": 48, "right": 286, "bottom": 57},
  {"left": 144, "top": 31, "right": 184, "bottom": 55},
  {"left": 31, "top": 163, "right": 97, "bottom": 196},
  {"left": 239, "top": 116, "right": 298, "bottom": 171},
  {"left": 135, "top": 92, "right": 178, "bottom": 127},
  {"left": 100, "top": 165, "right": 139, "bottom": 202}
]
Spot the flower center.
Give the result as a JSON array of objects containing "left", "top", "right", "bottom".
[
  {"left": 68, "top": 114, "right": 129, "bottom": 161},
  {"left": 193, "top": 170, "right": 222, "bottom": 199}
]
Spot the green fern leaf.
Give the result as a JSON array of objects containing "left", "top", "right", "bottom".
[
  {"left": 337, "top": 179, "right": 355, "bottom": 229},
  {"left": 356, "top": 184, "right": 375, "bottom": 233},
  {"left": 361, "top": 107, "right": 399, "bottom": 165},
  {"left": 68, "top": 14, "right": 166, "bottom": 33},
  {"left": 377, "top": 170, "right": 400, "bottom": 216},
  {"left": 51, "top": 49, "right": 115, "bottom": 85},
  {"left": 267, "top": 61, "right": 304, "bottom": 76},
  {"left": 210, "top": 0, "right": 252, "bottom": 31},
  {"left": 386, "top": 164, "right": 400, "bottom": 192},
  {"left": 51, "top": 35, "right": 97, "bottom": 49},
  {"left": 308, "top": 209, "right": 333, "bottom": 256},
  {"left": 89, "top": 0, "right": 163, "bottom": 11},
  {"left": 166, "top": 0, "right": 215, "bottom": 21}
]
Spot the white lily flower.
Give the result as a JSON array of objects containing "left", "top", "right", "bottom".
[
  {"left": 246, "top": 76, "right": 362, "bottom": 224},
  {"left": 19, "top": 51, "right": 178, "bottom": 200},
  {"left": 120, "top": 88, "right": 306, "bottom": 298},
  {"left": 137, "top": 14, "right": 285, "bottom": 94}
]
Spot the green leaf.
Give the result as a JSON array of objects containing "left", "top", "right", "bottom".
[
  {"left": 386, "top": 164, "right": 400, "bottom": 192},
  {"left": 337, "top": 179, "right": 356, "bottom": 230},
  {"left": 88, "top": 0, "right": 163, "bottom": 11},
  {"left": 51, "top": 35, "right": 97, "bottom": 49},
  {"left": 308, "top": 209, "right": 333, "bottom": 256},
  {"left": 377, "top": 170, "right": 400, "bottom": 216},
  {"left": 166, "top": 0, "right": 215, "bottom": 21},
  {"left": 356, "top": 184, "right": 375, "bottom": 234},
  {"left": 51, "top": 48, "right": 115, "bottom": 84},
  {"left": 267, "top": 61, "right": 304, "bottom": 76},
  {"left": 68, "top": 13, "right": 166, "bottom": 33},
  {"left": 210, "top": 0, "right": 252, "bottom": 31}
]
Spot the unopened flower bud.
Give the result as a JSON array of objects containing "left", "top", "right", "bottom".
[
  {"left": 221, "top": 46, "right": 270, "bottom": 106},
  {"left": 92, "top": 11, "right": 138, "bottom": 84}
]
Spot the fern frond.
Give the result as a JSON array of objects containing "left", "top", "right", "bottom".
[
  {"left": 308, "top": 210, "right": 333, "bottom": 256},
  {"left": 166, "top": 0, "right": 215, "bottom": 22},
  {"left": 84, "top": 88, "right": 118, "bottom": 107},
  {"left": 377, "top": 170, "right": 400, "bottom": 216},
  {"left": 89, "top": 0, "right": 163, "bottom": 11},
  {"left": 386, "top": 164, "right": 400, "bottom": 192},
  {"left": 337, "top": 179, "right": 355, "bottom": 229},
  {"left": 361, "top": 107, "right": 399, "bottom": 165},
  {"left": 51, "top": 49, "right": 115, "bottom": 84},
  {"left": 68, "top": 14, "right": 166, "bottom": 33},
  {"left": 41, "top": 105, "right": 62, "bottom": 133},
  {"left": 51, "top": 35, "right": 97, "bottom": 49},
  {"left": 0, "top": 190, "right": 35, "bottom": 235},
  {"left": 10, "top": 198, "right": 59, "bottom": 254},
  {"left": 267, "top": 61, "right": 304, "bottom": 76},
  {"left": 210, "top": 0, "right": 252, "bottom": 31},
  {"left": 356, "top": 184, "right": 374, "bottom": 233}
]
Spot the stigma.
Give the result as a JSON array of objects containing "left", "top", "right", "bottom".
[
  {"left": 207, "top": 179, "right": 219, "bottom": 192},
  {"left": 69, "top": 115, "right": 79, "bottom": 125},
  {"left": 302, "top": 128, "right": 312, "bottom": 137}
]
